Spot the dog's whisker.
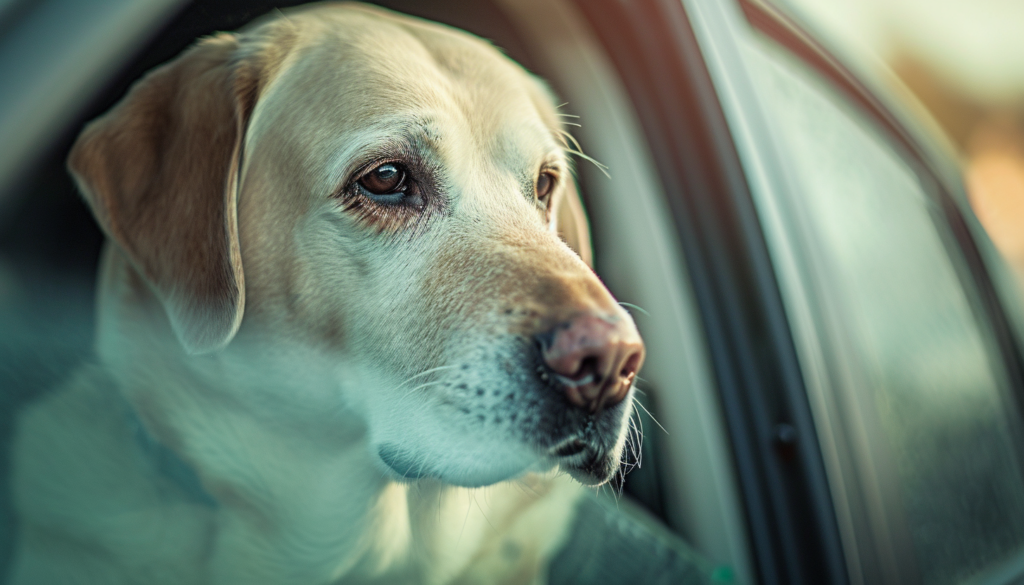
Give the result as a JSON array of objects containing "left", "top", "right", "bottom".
[
  {"left": 511, "top": 477, "right": 541, "bottom": 498},
  {"left": 554, "top": 128, "right": 610, "bottom": 178},
  {"left": 456, "top": 493, "right": 473, "bottom": 548},
  {"left": 397, "top": 364, "right": 458, "bottom": 389},
  {"left": 620, "top": 435, "right": 633, "bottom": 475},
  {"left": 626, "top": 414, "right": 641, "bottom": 469},
  {"left": 401, "top": 380, "right": 445, "bottom": 399},
  {"left": 617, "top": 302, "right": 650, "bottom": 317},
  {"left": 625, "top": 420, "right": 639, "bottom": 473},
  {"left": 471, "top": 493, "right": 499, "bottom": 535},
  {"left": 633, "top": 395, "right": 668, "bottom": 435},
  {"left": 631, "top": 406, "right": 644, "bottom": 469},
  {"left": 413, "top": 450, "right": 432, "bottom": 485},
  {"left": 565, "top": 148, "right": 611, "bottom": 179},
  {"left": 273, "top": 7, "right": 296, "bottom": 25},
  {"left": 378, "top": 464, "right": 391, "bottom": 484},
  {"left": 554, "top": 127, "right": 581, "bottom": 151},
  {"left": 632, "top": 378, "right": 649, "bottom": 396},
  {"left": 634, "top": 404, "right": 645, "bottom": 466},
  {"left": 564, "top": 139, "right": 599, "bottom": 162}
]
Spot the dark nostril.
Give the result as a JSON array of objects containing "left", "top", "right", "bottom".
[
  {"left": 576, "top": 356, "right": 600, "bottom": 382},
  {"left": 534, "top": 329, "right": 556, "bottom": 353},
  {"left": 598, "top": 349, "right": 643, "bottom": 410},
  {"left": 619, "top": 351, "right": 642, "bottom": 382}
]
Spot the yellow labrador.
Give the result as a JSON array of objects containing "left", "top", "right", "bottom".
[{"left": 10, "top": 3, "right": 645, "bottom": 583}]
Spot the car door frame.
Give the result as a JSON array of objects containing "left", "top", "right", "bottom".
[
  {"left": 653, "top": 0, "right": 1024, "bottom": 583},
  {"left": 572, "top": 1, "right": 849, "bottom": 583}
]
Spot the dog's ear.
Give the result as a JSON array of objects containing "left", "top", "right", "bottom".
[
  {"left": 68, "top": 34, "right": 259, "bottom": 355},
  {"left": 555, "top": 177, "right": 593, "bottom": 268}
]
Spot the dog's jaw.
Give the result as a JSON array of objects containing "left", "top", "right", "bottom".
[
  {"left": 89, "top": 266, "right": 588, "bottom": 582},
  {"left": 88, "top": 236, "right": 637, "bottom": 582},
  {"left": 358, "top": 334, "right": 637, "bottom": 488}
]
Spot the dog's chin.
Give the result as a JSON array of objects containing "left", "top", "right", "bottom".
[
  {"left": 369, "top": 373, "right": 635, "bottom": 488},
  {"left": 376, "top": 443, "right": 550, "bottom": 488},
  {"left": 377, "top": 436, "right": 625, "bottom": 488},
  {"left": 553, "top": 445, "right": 623, "bottom": 487}
]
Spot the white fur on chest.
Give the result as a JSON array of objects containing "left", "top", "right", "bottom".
[{"left": 11, "top": 366, "right": 580, "bottom": 585}]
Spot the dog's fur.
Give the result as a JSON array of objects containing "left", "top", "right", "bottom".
[{"left": 9, "top": 4, "right": 643, "bottom": 583}]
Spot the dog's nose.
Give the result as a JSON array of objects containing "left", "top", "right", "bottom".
[{"left": 537, "top": 314, "right": 645, "bottom": 412}]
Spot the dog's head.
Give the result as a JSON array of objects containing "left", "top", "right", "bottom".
[{"left": 68, "top": 3, "right": 643, "bottom": 487}]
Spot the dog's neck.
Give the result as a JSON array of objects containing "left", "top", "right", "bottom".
[
  {"left": 94, "top": 246, "right": 396, "bottom": 580},
  {"left": 111, "top": 360, "right": 577, "bottom": 584},
  {"left": 91, "top": 245, "right": 579, "bottom": 583}
]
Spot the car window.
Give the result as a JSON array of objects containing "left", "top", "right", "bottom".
[{"left": 741, "top": 33, "right": 1024, "bottom": 585}]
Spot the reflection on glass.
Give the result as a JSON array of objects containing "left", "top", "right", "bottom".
[{"left": 747, "top": 39, "right": 1024, "bottom": 585}]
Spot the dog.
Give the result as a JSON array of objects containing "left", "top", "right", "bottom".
[{"left": 9, "top": 3, "right": 647, "bottom": 583}]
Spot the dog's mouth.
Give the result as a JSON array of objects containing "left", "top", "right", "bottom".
[
  {"left": 550, "top": 436, "right": 590, "bottom": 458},
  {"left": 370, "top": 337, "right": 635, "bottom": 488},
  {"left": 377, "top": 445, "right": 429, "bottom": 481},
  {"left": 547, "top": 434, "right": 620, "bottom": 486},
  {"left": 377, "top": 442, "right": 543, "bottom": 487},
  {"left": 378, "top": 435, "right": 621, "bottom": 487}
]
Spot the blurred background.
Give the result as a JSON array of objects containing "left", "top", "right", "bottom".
[{"left": 783, "top": 0, "right": 1024, "bottom": 284}]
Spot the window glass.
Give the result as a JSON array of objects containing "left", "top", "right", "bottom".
[{"left": 743, "top": 36, "right": 1024, "bottom": 585}]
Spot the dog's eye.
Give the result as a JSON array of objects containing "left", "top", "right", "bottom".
[
  {"left": 359, "top": 163, "right": 407, "bottom": 197},
  {"left": 536, "top": 171, "right": 556, "bottom": 204}
]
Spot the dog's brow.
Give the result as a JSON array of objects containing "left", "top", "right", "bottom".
[
  {"left": 405, "top": 123, "right": 445, "bottom": 158},
  {"left": 328, "top": 118, "right": 445, "bottom": 183},
  {"left": 418, "top": 120, "right": 443, "bottom": 143}
]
